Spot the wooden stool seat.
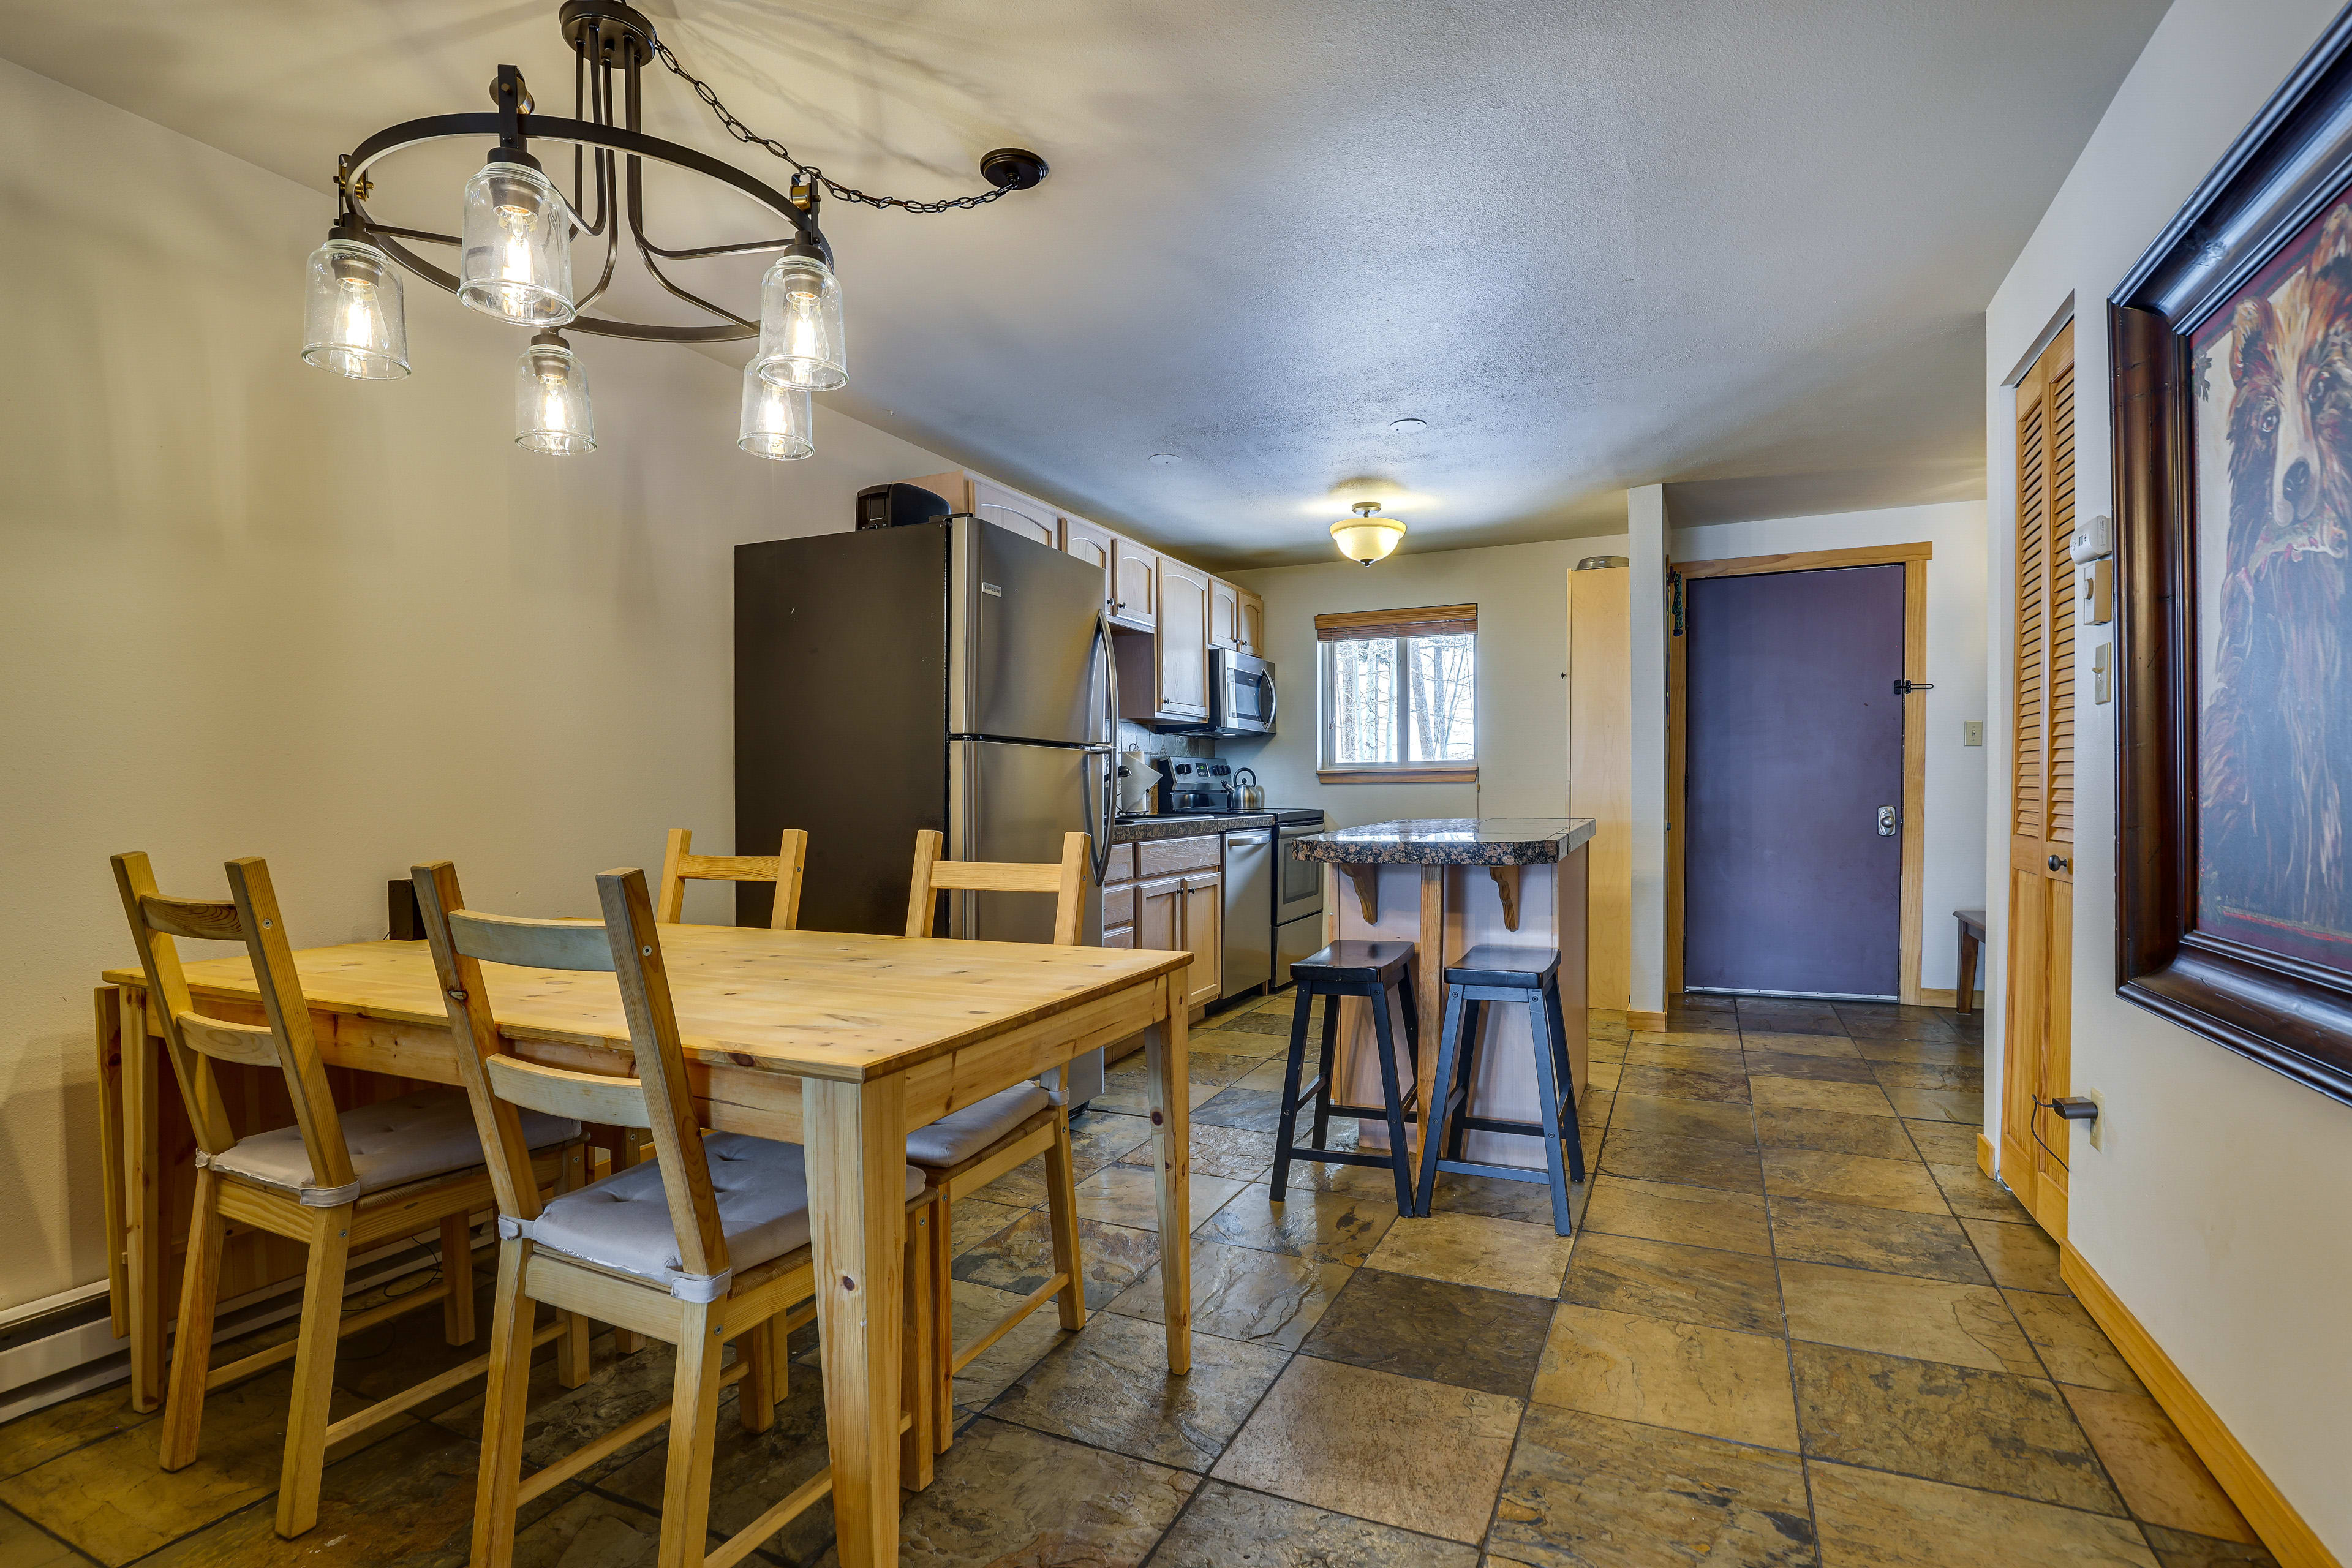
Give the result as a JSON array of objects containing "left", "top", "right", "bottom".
[
  {"left": 1417, "top": 943, "right": 1585, "bottom": 1236},
  {"left": 1444, "top": 944, "right": 1563, "bottom": 990},
  {"left": 1291, "top": 940, "right": 1417, "bottom": 984},
  {"left": 1272, "top": 942, "right": 1423, "bottom": 1213}
]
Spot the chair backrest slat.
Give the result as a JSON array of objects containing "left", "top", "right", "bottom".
[
  {"left": 138, "top": 894, "right": 247, "bottom": 944},
  {"left": 655, "top": 827, "right": 807, "bottom": 930},
  {"left": 485, "top": 1056, "right": 652, "bottom": 1128},
  {"left": 905, "top": 829, "right": 1090, "bottom": 946},
  {"left": 416, "top": 861, "right": 730, "bottom": 1281},
  {"left": 446, "top": 910, "right": 618, "bottom": 973},
  {"left": 175, "top": 1012, "right": 281, "bottom": 1067},
  {"left": 110, "top": 853, "right": 355, "bottom": 1191}
]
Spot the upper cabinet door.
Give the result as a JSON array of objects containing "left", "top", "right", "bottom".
[
  {"left": 1156, "top": 558, "right": 1212, "bottom": 720},
  {"left": 969, "top": 477, "right": 1057, "bottom": 548},
  {"left": 1110, "top": 537, "right": 1158, "bottom": 630},
  {"left": 1209, "top": 579, "right": 1241, "bottom": 651},
  {"left": 1238, "top": 589, "right": 1265, "bottom": 655},
  {"left": 1060, "top": 513, "right": 1116, "bottom": 610}
]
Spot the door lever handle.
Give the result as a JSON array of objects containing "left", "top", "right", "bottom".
[{"left": 1893, "top": 679, "right": 1935, "bottom": 696}]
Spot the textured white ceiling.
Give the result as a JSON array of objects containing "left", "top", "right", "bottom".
[{"left": 0, "top": 0, "right": 2166, "bottom": 565}]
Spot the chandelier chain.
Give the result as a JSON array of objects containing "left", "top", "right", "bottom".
[{"left": 651, "top": 39, "right": 1012, "bottom": 214}]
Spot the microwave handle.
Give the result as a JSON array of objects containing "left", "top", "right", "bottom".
[{"left": 1261, "top": 667, "right": 1278, "bottom": 728}]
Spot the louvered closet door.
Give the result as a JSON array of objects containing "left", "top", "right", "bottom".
[{"left": 2003, "top": 320, "right": 2075, "bottom": 1239}]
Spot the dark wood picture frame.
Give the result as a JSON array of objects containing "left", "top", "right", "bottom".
[{"left": 2111, "top": 5, "right": 2352, "bottom": 1106}]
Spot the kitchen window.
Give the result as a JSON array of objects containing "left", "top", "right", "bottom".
[{"left": 1315, "top": 603, "right": 1477, "bottom": 783}]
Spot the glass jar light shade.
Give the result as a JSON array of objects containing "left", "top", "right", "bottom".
[
  {"left": 752, "top": 254, "right": 847, "bottom": 390},
  {"left": 515, "top": 337, "right": 594, "bottom": 454},
  {"left": 739, "top": 364, "right": 814, "bottom": 459},
  {"left": 1331, "top": 507, "right": 1406, "bottom": 565},
  {"left": 301, "top": 238, "right": 409, "bottom": 379},
  {"left": 459, "top": 159, "right": 576, "bottom": 326}
]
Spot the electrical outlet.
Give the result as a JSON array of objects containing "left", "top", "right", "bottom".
[
  {"left": 2082, "top": 1088, "right": 2105, "bottom": 1151},
  {"left": 1964, "top": 721, "right": 1985, "bottom": 747}
]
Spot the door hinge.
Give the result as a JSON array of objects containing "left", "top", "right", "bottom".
[{"left": 1893, "top": 679, "right": 1935, "bottom": 696}]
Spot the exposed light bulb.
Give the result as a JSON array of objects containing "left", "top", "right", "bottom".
[
  {"left": 301, "top": 232, "right": 409, "bottom": 380},
  {"left": 515, "top": 333, "right": 594, "bottom": 454},
  {"left": 739, "top": 362, "right": 813, "bottom": 459},
  {"left": 459, "top": 157, "right": 575, "bottom": 326},
  {"left": 752, "top": 252, "right": 847, "bottom": 390}
]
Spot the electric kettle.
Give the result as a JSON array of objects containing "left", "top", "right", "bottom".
[
  {"left": 1118, "top": 748, "right": 1160, "bottom": 815},
  {"left": 1235, "top": 767, "right": 1265, "bottom": 812}
]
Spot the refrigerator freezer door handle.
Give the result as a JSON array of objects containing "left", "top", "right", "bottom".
[{"left": 1086, "top": 608, "right": 1119, "bottom": 888}]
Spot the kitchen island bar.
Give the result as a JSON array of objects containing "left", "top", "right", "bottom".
[{"left": 1291, "top": 818, "right": 1596, "bottom": 1179}]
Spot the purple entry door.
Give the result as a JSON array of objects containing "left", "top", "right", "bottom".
[{"left": 1684, "top": 564, "right": 1905, "bottom": 999}]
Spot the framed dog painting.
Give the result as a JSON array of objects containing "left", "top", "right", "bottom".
[{"left": 2113, "top": 7, "right": 2352, "bottom": 1104}]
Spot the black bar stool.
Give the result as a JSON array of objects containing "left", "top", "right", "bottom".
[
  {"left": 1414, "top": 944, "right": 1585, "bottom": 1235},
  {"left": 1270, "top": 941, "right": 1422, "bottom": 1213}
]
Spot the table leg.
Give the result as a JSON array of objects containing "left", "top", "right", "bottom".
[
  {"left": 122, "top": 986, "right": 164, "bottom": 1412},
  {"left": 1414, "top": 865, "right": 1446, "bottom": 1189},
  {"left": 96, "top": 989, "right": 126, "bottom": 1341},
  {"left": 1145, "top": 973, "right": 1192, "bottom": 1375},
  {"left": 1957, "top": 926, "right": 1979, "bottom": 1017},
  {"left": 807, "top": 1075, "right": 907, "bottom": 1568}
]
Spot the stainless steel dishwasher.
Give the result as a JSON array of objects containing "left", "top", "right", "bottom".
[{"left": 1221, "top": 825, "right": 1274, "bottom": 998}]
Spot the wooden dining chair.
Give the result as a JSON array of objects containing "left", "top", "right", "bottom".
[
  {"left": 413, "top": 861, "right": 934, "bottom": 1568},
  {"left": 656, "top": 826, "right": 808, "bottom": 929},
  {"left": 902, "top": 827, "right": 1090, "bottom": 1452},
  {"left": 108, "top": 853, "right": 588, "bottom": 1540}
]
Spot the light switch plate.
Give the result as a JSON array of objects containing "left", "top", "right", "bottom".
[{"left": 1964, "top": 721, "right": 1985, "bottom": 747}]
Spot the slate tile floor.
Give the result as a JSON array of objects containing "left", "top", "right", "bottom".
[{"left": 0, "top": 991, "right": 2282, "bottom": 1567}]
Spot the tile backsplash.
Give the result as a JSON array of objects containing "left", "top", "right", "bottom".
[{"left": 1118, "top": 721, "right": 1215, "bottom": 760}]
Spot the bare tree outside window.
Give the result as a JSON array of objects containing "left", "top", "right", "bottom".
[{"left": 1323, "top": 628, "right": 1476, "bottom": 768}]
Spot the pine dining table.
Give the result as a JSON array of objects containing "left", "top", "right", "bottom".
[{"left": 96, "top": 922, "right": 1196, "bottom": 1568}]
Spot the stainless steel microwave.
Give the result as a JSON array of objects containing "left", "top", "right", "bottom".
[{"left": 1209, "top": 648, "right": 1276, "bottom": 736}]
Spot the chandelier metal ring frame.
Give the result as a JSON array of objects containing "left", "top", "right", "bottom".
[
  {"left": 342, "top": 110, "right": 813, "bottom": 344},
  {"left": 302, "top": 0, "right": 1048, "bottom": 458}
]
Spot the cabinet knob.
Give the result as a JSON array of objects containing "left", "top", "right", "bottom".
[{"left": 2048, "top": 854, "right": 2070, "bottom": 872}]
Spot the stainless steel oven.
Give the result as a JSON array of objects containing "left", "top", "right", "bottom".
[
  {"left": 1210, "top": 648, "right": 1276, "bottom": 736},
  {"left": 1274, "top": 809, "right": 1325, "bottom": 981}
]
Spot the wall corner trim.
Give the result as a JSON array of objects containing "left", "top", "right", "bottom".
[{"left": 2059, "top": 1242, "right": 2342, "bottom": 1568}]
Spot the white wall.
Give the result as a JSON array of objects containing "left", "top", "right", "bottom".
[
  {"left": 0, "top": 57, "right": 954, "bottom": 1314},
  {"left": 1670, "top": 500, "right": 1989, "bottom": 993},
  {"left": 1225, "top": 535, "right": 1628, "bottom": 826},
  {"left": 1984, "top": 0, "right": 2352, "bottom": 1551},
  {"left": 1627, "top": 486, "right": 1668, "bottom": 1017}
]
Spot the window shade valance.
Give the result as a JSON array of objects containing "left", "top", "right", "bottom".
[{"left": 1313, "top": 603, "right": 1477, "bottom": 643}]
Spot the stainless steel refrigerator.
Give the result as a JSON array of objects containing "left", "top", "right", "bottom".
[{"left": 736, "top": 518, "right": 1118, "bottom": 1096}]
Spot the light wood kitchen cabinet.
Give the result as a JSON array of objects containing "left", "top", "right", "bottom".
[
  {"left": 1155, "top": 557, "right": 1212, "bottom": 721},
  {"left": 1060, "top": 513, "right": 1117, "bottom": 609},
  {"left": 1110, "top": 537, "right": 1158, "bottom": 631},
  {"left": 1238, "top": 589, "right": 1265, "bottom": 655},
  {"left": 1210, "top": 578, "right": 1242, "bottom": 650},
  {"left": 1180, "top": 872, "right": 1221, "bottom": 1009},
  {"left": 908, "top": 469, "right": 1057, "bottom": 547},
  {"left": 1102, "top": 834, "right": 1218, "bottom": 1007}
]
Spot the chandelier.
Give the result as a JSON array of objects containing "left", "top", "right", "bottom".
[{"left": 300, "top": 1, "right": 1047, "bottom": 459}]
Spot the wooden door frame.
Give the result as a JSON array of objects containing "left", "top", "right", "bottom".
[{"left": 1667, "top": 541, "right": 1934, "bottom": 1006}]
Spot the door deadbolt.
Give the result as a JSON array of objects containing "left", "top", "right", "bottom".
[{"left": 1875, "top": 805, "right": 1898, "bottom": 837}]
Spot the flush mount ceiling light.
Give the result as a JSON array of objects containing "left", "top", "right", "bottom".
[
  {"left": 300, "top": 0, "right": 1047, "bottom": 458},
  {"left": 1331, "top": 501, "right": 1406, "bottom": 565},
  {"left": 1389, "top": 418, "right": 1427, "bottom": 432},
  {"left": 1147, "top": 453, "right": 1183, "bottom": 466}
]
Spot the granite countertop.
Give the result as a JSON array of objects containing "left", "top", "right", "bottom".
[
  {"left": 1290, "top": 817, "right": 1596, "bottom": 865},
  {"left": 1110, "top": 812, "right": 1276, "bottom": 843}
]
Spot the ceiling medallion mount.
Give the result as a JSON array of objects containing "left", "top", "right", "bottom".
[{"left": 300, "top": 0, "right": 1047, "bottom": 458}]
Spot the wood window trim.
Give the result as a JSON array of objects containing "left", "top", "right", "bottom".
[
  {"left": 1316, "top": 609, "right": 1479, "bottom": 779},
  {"left": 1315, "top": 766, "right": 1479, "bottom": 785},
  {"left": 1665, "top": 541, "right": 1933, "bottom": 1004}
]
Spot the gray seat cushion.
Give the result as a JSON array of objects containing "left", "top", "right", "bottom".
[
  {"left": 905, "top": 1084, "right": 1052, "bottom": 1169},
  {"left": 525, "top": 1132, "right": 925, "bottom": 1299},
  {"left": 204, "top": 1088, "right": 579, "bottom": 1207}
]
